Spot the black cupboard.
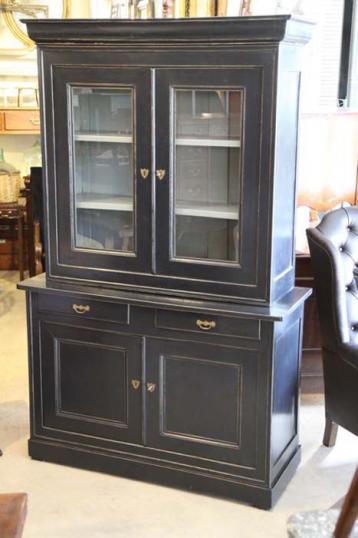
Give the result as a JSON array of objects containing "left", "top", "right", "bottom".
[{"left": 19, "top": 16, "right": 313, "bottom": 508}]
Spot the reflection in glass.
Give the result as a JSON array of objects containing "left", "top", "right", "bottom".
[
  {"left": 71, "top": 87, "right": 134, "bottom": 253},
  {"left": 173, "top": 89, "right": 243, "bottom": 263}
]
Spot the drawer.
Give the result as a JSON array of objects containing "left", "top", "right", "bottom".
[
  {"left": 3, "top": 110, "right": 40, "bottom": 131},
  {"left": 155, "top": 309, "right": 260, "bottom": 340},
  {"left": 37, "top": 294, "right": 130, "bottom": 325}
]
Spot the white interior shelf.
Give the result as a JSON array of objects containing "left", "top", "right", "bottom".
[
  {"left": 176, "top": 138, "right": 240, "bottom": 148},
  {"left": 76, "top": 193, "right": 133, "bottom": 211},
  {"left": 176, "top": 201, "right": 238, "bottom": 220},
  {"left": 75, "top": 133, "right": 133, "bottom": 143},
  {"left": 76, "top": 194, "right": 238, "bottom": 220}
]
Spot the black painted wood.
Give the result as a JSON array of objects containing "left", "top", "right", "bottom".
[
  {"left": 39, "top": 322, "right": 142, "bottom": 443},
  {"left": 19, "top": 16, "right": 313, "bottom": 509},
  {"left": 145, "top": 338, "right": 261, "bottom": 467}
]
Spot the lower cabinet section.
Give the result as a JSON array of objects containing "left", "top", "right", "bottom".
[{"left": 24, "top": 285, "right": 308, "bottom": 509}]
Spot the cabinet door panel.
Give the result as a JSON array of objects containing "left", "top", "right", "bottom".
[
  {"left": 145, "top": 338, "right": 261, "bottom": 468},
  {"left": 49, "top": 65, "right": 151, "bottom": 275},
  {"left": 155, "top": 67, "right": 264, "bottom": 286},
  {"left": 39, "top": 322, "right": 142, "bottom": 444}
]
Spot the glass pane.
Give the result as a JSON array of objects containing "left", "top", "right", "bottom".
[
  {"left": 173, "top": 89, "right": 242, "bottom": 263},
  {"left": 71, "top": 86, "right": 134, "bottom": 253}
]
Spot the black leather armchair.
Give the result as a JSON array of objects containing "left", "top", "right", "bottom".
[{"left": 307, "top": 206, "right": 358, "bottom": 446}]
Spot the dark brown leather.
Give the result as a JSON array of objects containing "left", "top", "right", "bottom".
[{"left": 307, "top": 206, "right": 358, "bottom": 438}]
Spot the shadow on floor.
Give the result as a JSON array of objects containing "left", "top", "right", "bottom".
[
  {"left": 0, "top": 289, "right": 15, "bottom": 318},
  {"left": 0, "top": 400, "right": 29, "bottom": 453}
]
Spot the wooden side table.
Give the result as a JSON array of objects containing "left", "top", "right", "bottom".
[
  {"left": 295, "top": 253, "right": 324, "bottom": 393},
  {"left": 0, "top": 203, "right": 26, "bottom": 281}
]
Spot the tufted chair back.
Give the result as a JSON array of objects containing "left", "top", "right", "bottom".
[{"left": 306, "top": 206, "right": 358, "bottom": 352}]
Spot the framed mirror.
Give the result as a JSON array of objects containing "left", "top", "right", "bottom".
[{"left": 0, "top": 0, "right": 70, "bottom": 49}]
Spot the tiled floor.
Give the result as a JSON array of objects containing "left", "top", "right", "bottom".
[{"left": 1, "top": 271, "right": 357, "bottom": 537}]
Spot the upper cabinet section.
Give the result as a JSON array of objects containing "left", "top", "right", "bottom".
[{"left": 26, "top": 17, "right": 313, "bottom": 304}]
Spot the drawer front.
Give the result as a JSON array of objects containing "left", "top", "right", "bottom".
[
  {"left": 155, "top": 309, "right": 260, "bottom": 340},
  {"left": 38, "top": 294, "right": 129, "bottom": 324},
  {"left": 4, "top": 110, "right": 40, "bottom": 131}
]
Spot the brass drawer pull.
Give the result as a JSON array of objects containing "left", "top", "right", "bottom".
[
  {"left": 29, "top": 118, "right": 40, "bottom": 126},
  {"left": 131, "top": 379, "right": 141, "bottom": 390},
  {"left": 156, "top": 169, "right": 166, "bottom": 181},
  {"left": 140, "top": 168, "right": 149, "bottom": 179},
  {"left": 146, "top": 382, "right": 156, "bottom": 393},
  {"left": 196, "top": 319, "right": 216, "bottom": 331},
  {"left": 72, "top": 304, "right": 90, "bottom": 314}
]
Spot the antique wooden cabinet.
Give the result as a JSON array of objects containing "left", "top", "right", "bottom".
[{"left": 19, "top": 16, "right": 312, "bottom": 509}]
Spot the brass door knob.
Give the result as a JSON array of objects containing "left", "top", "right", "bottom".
[
  {"left": 146, "top": 382, "right": 156, "bottom": 393},
  {"left": 156, "top": 169, "right": 166, "bottom": 181},
  {"left": 72, "top": 304, "right": 90, "bottom": 314},
  {"left": 140, "top": 168, "right": 149, "bottom": 179},
  {"left": 131, "top": 379, "right": 141, "bottom": 390},
  {"left": 196, "top": 319, "right": 216, "bottom": 331}
]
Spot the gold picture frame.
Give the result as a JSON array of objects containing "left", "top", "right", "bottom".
[{"left": 0, "top": 0, "right": 70, "bottom": 49}]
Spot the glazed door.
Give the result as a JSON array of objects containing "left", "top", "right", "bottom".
[
  {"left": 155, "top": 68, "right": 262, "bottom": 285},
  {"left": 39, "top": 321, "right": 142, "bottom": 444},
  {"left": 145, "top": 338, "right": 260, "bottom": 468},
  {"left": 51, "top": 66, "right": 151, "bottom": 275}
]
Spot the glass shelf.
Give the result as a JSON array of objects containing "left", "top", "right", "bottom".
[{"left": 75, "top": 133, "right": 133, "bottom": 144}]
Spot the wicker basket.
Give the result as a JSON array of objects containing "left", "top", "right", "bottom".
[{"left": 0, "top": 171, "right": 20, "bottom": 203}]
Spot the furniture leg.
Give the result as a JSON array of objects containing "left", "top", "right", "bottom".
[
  {"left": 17, "top": 213, "right": 24, "bottom": 281},
  {"left": 334, "top": 467, "right": 358, "bottom": 538},
  {"left": 323, "top": 416, "right": 338, "bottom": 447}
]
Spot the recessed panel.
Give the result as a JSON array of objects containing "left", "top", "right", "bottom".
[
  {"left": 271, "top": 320, "right": 301, "bottom": 463},
  {"left": 161, "top": 355, "right": 241, "bottom": 447},
  {"left": 56, "top": 340, "right": 128, "bottom": 426}
]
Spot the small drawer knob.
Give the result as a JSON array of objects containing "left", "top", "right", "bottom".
[
  {"left": 196, "top": 319, "right": 216, "bottom": 331},
  {"left": 72, "top": 304, "right": 90, "bottom": 314}
]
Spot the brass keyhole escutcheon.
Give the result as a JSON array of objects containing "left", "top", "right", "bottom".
[
  {"left": 131, "top": 379, "right": 141, "bottom": 390},
  {"left": 156, "top": 169, "right": 166, "bottom": 181},
  {"left": 72, "top": 304, "right": 90, "bottom": 314},
  {"left": 196, "top": 319, "right": 216, "bottom": 331},
  {"left": 146, "top": 382, "right": 156, "bottom": 393},
  {"left": 140, "top": 168, "right": 149, "bottom": 179}
]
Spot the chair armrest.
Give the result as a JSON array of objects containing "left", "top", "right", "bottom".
[{"left": 337, "top": 343, "right": 358, "bottom": 370}]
